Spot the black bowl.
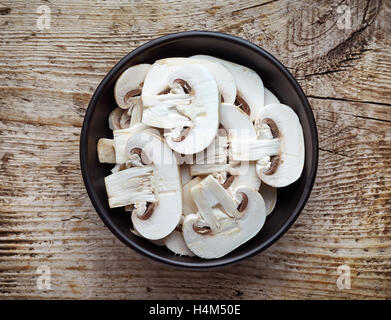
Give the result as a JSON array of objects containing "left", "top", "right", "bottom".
[{"left": 80, "top": 31, "right": 318, "bottom": 269}]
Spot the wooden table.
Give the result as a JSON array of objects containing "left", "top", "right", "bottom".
[{"left": 0, "top": 0, "right": 390, "bottom": 299}]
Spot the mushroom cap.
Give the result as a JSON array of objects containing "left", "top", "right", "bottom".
[
  {"left": 192, "top": 55, "right": 264, "bottom": 121},
  {"left": 183, "top": 186, "right": 266, "bottom": 259},
  {"left": 259, "top": 182, "right": 277, "bottom": 215},
  {"left": 126, "top": 131, "right": 182, "bottom": 240},
  {"left": 114, "top": 64, "right": 151, "bottom": 108},
  {"left": 220, "top": 103, "right": 257, "bottom": 141},
  {"left": 219, "top": 103, "right": 261, "bottom": 191},
  {"left": 256, "top": 103, "right": 305, "bottom": 187},
  {"left": 142, "top": 60, "right": 219, "bottom": 155},
  {"left": 229, "top": 162, "right": 261, "bottom": 193},
  {"left": 264, "top": 88, "right": 280, "bottom": 106},
  {"left": 164, "top": 230, "right": 195, "bottom": 257}
]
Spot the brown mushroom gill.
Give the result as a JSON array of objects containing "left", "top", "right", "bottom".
[
  {"left": 237, "top": 192, "right": 248, "bottom": 212},
  {"left": 262, "top": 118, "right": 281, "bottom": 176},
  {"left": 222, "top": 174, "right": 234, "bottom": 189},
  {"left": 173, "top": 79, "right": 192, "bottom": 94},
  {"left": 123, "top": 88, "right": 142, "bottom": 105},
  {"left": 137, "top": 202, "right": 156, "bottom": 220},
  {"left": 192, "top": 223, "right": 212, "bottom": 235},
  {"left": 234, "top": 95, "right": 250, "bottom": 116}
]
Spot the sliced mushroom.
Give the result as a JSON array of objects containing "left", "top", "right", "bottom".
[
  {"left": 264, "top": 88, "right": 280, "bottom": 106},
  {"left": 155, "top": 57, "right": 236, "bottom": 104},
  {"left": 130, "top": 227, "right": 166, "bottom": 246},
  {"left": 114, "top": 64, "right": 151, "bottom": 109},
  {"left": 141, "top": 60, "right": 219, "bottom": 154},
  {"left": 255, "top": 103, "right": 305, "bottom": 187},
  {"left": 108, "top": 107, "right": 124, "bottom": 130},
  {"left": 104, "top": 165, "right": 155, "bottom": 208},
  {"left": 113, "top": 123, "right": 155, "bottom": 164},
  {"left": 126, "top": 131, "right": 182, "bottom": 240},
  {"left": 196, "top": 175, "right": 241, "bottom": 219},
  {"left": 192, "top": 55, "right": 264, "bottom": 121},
  {"left": 191, "top": 103, "right": 261, "bottom": 191},
  {"left": 183, "top": 176, "right": 201, "bottom": 216},
  {"left": 259, "top": 182, "right": 277, "bottom": 215},
  {"left": 163, "top": 230, "right": 195, "bottom": 257},
  {"left": 183, "top": 186, "right": 266, "bottom": 259},
  {"left": 97, "top": 138, "right": 115, "bottom": 163}
]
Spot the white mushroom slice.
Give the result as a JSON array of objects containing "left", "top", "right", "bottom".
[
  {"left": 155, "top": 57, "right": 236, "bottom": 104},
  {"left": 164, "top": 230, "right": 195, "bottom": 257},
  {"left": 183, "top": 177, "right": 201, "bottom": 216},
  {"left": 127, "top": 97, "right": 143, "bottom": 127},
  {"left": 104, "top": 166, "right": 155, "bottom": 208},
  {"left": 97, "top": 138, "right": 115, "bottom": 163},
  {"left": 219, "top": 103, "right": 256, "bottom": 140},
  {"left": 228, "top": 162, "right": 261, "bottom": 193},
  {"left": 192, "top": 55, "right": 264, "bottom": 121},
  {"left": 190, "top": 103, "right": 254, "bottom": 177},
  {"left": 191, "top": 103, "right": 262, "bottom": 191},
  {"left": 130, "top": 228, "right": 166, "bottom": 246},
  {"left": 259, "top": 183, "right": 277, "bottom": 215},
  {"left": 191, "top": 182, "right": 220, "bottom": 233},
  {"left": 141, "top": 61, "right": 219, "bottom": 154},
  {"left": 255, "top": 103, "right": 305, "bottom": 187},
  {"left": 113, "top": 123, "right": 153, "bottom": 164},
  {"left": 114, "top": 64, "right": 151, "bottom": 109},
  {"left": 126, "top": 131, "right": 182, "bottom": 240},
  {"left": 183, "top": 186, "right": 266, "bottom": 259},
  {"left": 264, "top": 88, "right": 280, "bottom": 106},
  {"left": 197, "top": 175, "right": 241, "bottom": 219},
  {"left": 108, "top": 107, "right": 124, "bottom": 130}
]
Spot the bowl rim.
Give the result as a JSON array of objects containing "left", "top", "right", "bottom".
[{"left": 80, "top": 30, "right": 319, "bottom": 269}]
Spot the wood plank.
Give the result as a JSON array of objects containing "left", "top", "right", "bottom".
[{"left": 0, "top": 0, "right": 390, "bottom": 299}]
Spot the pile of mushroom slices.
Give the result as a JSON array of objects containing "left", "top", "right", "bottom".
[{"left": 97, "top": 56, "right": 305, "bottom": 259}]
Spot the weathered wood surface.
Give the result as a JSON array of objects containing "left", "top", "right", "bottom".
[{"left": 0, "top": 0, "right": 390, "bottom": 299}]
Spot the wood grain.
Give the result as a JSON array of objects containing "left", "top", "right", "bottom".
[{"left": 0, "top": 0, "right": 390, "bottom": 299}]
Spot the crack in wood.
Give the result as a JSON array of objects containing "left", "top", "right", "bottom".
[
  {"left": 307, "top": 95, "right": 391, "bottom": 108},
  {"left": 232, "top": 0, "right": 278, "bottom": 14}
]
